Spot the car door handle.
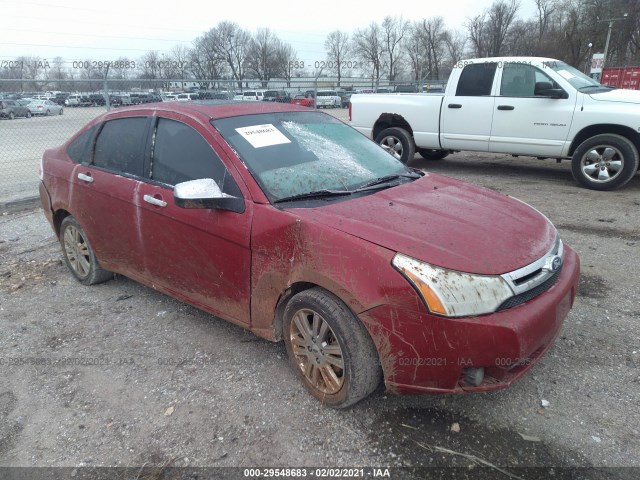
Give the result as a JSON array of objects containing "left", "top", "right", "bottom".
[
  {"left": 497, "top": 105, "right": 515, "bottom": 110},
  {"left": 448, "top": 104, "right": 462, "bottom": 109},
  {"left": 143, "top": 194, "right": 167, "bottom": 208},
  {"left": 77, "top": 173, "right": 94, "bottom": 183}
]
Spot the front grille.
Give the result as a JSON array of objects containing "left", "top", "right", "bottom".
[{"left": 496, "top": 265, "right": 562, "bottom": 311}]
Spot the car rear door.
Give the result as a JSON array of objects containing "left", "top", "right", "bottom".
[
  {"left": 135, "top": 113, "right": 252, "bottom": 326},
  {"left": 440, "top": 62, "right": 498, "bottom": 151},
  {"left": 70, "top": 116, "right": 152, "bottom": 278}
]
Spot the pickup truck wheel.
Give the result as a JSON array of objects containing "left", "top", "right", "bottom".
[
  {"left": 375, "top": 127, "right": 416, "bottom": 164},
  {"left": 418, "top": 148, "right": 449, "bottom": 161},
  {"left": 571, "top": 134, "right": 639, "bottom": 191},
  {"left": 283, "top": 288, "right": 382, "bottom": 408}
]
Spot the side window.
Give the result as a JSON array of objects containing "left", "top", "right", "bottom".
[
  {"left": 93, "top": 117, "right": 148, "bottom": 176},
  {"left": 500, "top": 64, "right": 558, "bottom": 97},
  {"left": 67, "top": 125, "right": 98, "bottom": 164},
  {"left": 151, "top": 118, "right": 241, "bottom": 196},
  {"left": 456, "top": 63, "right": 497, "bottom": 96}
]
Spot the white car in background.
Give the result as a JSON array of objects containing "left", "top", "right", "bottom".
[
  {"left": 242, "top": 90, "right": 265, "bottom": 101},
  {"left": 27, "top": 99, "right": 63, "bottom": 116},
  {"left": 316, "top": 90, "right": 341, "bottom": 108}
]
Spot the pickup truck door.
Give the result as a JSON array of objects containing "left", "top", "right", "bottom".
[
  {"left": 440, "top": 62, "right": 498, "bottom": 151},
  {"left": 489, "top": 63, "right": 577, "bottom": 156}
]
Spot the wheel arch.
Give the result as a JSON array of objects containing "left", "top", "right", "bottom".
[
  {"left": 569, "top": 124, "right": 640, "bottom": 157},
  {"left": 372, "top": 113, "right": 414, "bottom": 141},
  {"left": 53, "top": 209, "right": 72, "bottom": 238}
]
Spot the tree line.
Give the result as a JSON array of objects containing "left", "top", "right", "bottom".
[{"left": 1, "top": 0, "right": 638, "bottom": 91}]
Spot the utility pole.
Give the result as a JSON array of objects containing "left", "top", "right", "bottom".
[{"left": 599, "top": 14, "right": 629, "bottom": 72}]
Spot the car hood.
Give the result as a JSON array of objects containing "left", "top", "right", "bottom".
[
  {"left": 292, "top": 174, "right": 557, "bottom": 275},
  {"left": 589, "top": 88, "right": 640, "bottom": 104}
]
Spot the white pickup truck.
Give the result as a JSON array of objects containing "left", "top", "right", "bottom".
[{"left": 349, "top": 57, "right": 640, "bottom": 190}]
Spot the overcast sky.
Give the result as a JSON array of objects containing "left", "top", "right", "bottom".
[{"left": 1, "top": 0, "right": 537, "bottom": 65}]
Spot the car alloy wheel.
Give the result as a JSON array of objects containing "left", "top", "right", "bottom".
[
  {"left": 283, "top": 288, "right": 381, "bottom": 408},
  {"left": 289, "top": 307, "right": 345, "bottom": 395},
  {"left": 59, "top": 216, "right": 113, "bottom": 285},
  {"left": 571, "top": 134, "right": 639, "bottom": 191}
]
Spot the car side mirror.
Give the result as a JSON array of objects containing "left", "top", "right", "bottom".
[
  {"left": 535, "top": 82, "right": 567, "bottom": 99},
  {"left": 174, "top": 178, "right": 244, "bottom": 213}
]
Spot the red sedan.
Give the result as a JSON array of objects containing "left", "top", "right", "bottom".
[
  {"left": 39, "top": 101, "right": 579, "bottom": 407},
  {"left": 290, "top": 93, "right": 314, "bottom": 108}
]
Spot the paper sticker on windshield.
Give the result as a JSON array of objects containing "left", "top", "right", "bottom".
[
  {"left": 235, "top": 124, "right": 291, "bottom": 148},
  {"left": 557, "top": 70, "right": 575, "bottom": 80}
]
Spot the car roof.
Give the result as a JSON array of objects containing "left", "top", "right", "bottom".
[{"left": 101, "top": 100, "right": 312, "bottom": 122}]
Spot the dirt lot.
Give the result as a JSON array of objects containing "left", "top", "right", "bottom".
[{"left": 1, "top": 121, "right": 640, "bottom": 479}]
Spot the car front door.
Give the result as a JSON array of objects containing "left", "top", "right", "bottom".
[
  {"left": 489, "top": 62, "right": 577, "bottom": 156},
  {"left": 440, "top": 62, "right": 498, "bottom": 151},
  {"left": 136, "top": 114, "right": 252, "bottom": 326}
]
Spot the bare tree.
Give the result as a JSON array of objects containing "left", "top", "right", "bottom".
[
  {"left": 487, "top": 0, "right": 520, "bottom": 56},
  {"left": 324, "top": 30, "right": 350, "bottom": 86},
  {"left": 274, "top": 43, "right": 298, "bottom": 87},
  {"left": 246, "top": 28, "right": 282, "bottom": 86},
  {"left": 419, "top": 17, "right": 447, "bottom": 80},
  {"left": 467, "top": 12, "right": 489, "bottom": 57},
  {"left": 352, "top": 22, "right": 386, "bottom": 87},
  {"left": 442, "top": 29, "right": 467, "bottom": 66},
  {"left": 534, "top": 0, "right": 556, "bottom": 53},
  {"left": 381, "top": 16, "right": 409, "bottom": 81},
  {"left": 404, "top": 22, "right": 426, "bottom": 82}
]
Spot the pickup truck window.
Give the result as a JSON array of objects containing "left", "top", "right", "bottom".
[
  {"left": 500, "top": 63, "right": 557, "bottom": 97},
  {"left": 456, "top": 63, "right": 497, "bottom": 96}
]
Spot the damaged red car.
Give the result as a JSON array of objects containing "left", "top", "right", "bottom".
[{"left": 39, "top": 102, "right": 580, "bottom": 407}]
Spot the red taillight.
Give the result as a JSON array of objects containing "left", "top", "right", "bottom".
[{"left": 348, "top": 102, "right": 352, "bottom": 121}]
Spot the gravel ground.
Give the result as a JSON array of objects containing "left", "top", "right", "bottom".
[{"left": 0, "top": 108, "right": 639, "bottom": 479}]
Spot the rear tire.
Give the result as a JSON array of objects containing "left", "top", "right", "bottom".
[
  {"left": 375, "top": 127, "right": 416, "bottom": 164},
  {"left": 9, "top": 112, "right": 15, "bottom": 120},
  {"left": 26, "top": 111, "right": 32, "bottom": 119},
  {"left": 418, "top": 148, "right": 449, "bottom": 160},
  {"left": 283, "top": 288, "right": 381, "bottom": 408},
  {"left": 571, "top": 134, "right": 639, "bottom": 191},
  {"left": 59, "top": 216, "right": 113, "bottom": 285}
]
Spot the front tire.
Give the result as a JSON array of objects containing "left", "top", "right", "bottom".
[
  {"left": 283, "top": 288, "right": 381, "bottom": 408},
  {"left": 418, "top": 148, "right": 449, "bottom": 160},
  {"left": 571, "top": 134, "right": 639, "bottom": 191},
  {"left": 59, "top": 216, "right": 113, "bottom": 285},
  {"left": 375, "top": 127, "right": 416, "bottom": 164}
]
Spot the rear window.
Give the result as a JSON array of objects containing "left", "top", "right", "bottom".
[
  {"left": 317, "top": 91, "right": 337, "bottom": 96},
  {"left": 67, "top": 125, "right": 98, "bottom": 164},
  {"left": 456, "top": 63, "right": 497, "bottom": 96}
]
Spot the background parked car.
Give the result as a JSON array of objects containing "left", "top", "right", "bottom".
[
  {"left": 65, "top": 95, "right": 81, "bottom": 107},
  {"left": 26, "top": 99, "right": 63, "bottom": 116},
  {"left": 340, "top": 92, "right": 353, "bottom": 108},
  {"left": 0, "top": 99, "right": 32, "bottom": 119},
  {"left": 242, "top": 90, "right": 265, "bottom": 101},
  {"left": 263, "top": 90, "right": 291, "bottom": 103},
  {"left": 290, "top": 94, "right": 314, "bottom": 108},
  {"left": 316, "top": 90, "right": 341, "bottom": 108}
]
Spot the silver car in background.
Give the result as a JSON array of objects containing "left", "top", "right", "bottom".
[{"left": 27, "top": 99, "right": 64, "bottom": 116}]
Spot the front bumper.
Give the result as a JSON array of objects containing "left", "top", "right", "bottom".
[{"left": 359, "top": 245, "right": 580, "bottom": 394}]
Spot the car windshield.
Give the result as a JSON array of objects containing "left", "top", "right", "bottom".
[
  {"left": 212, "top": 111, "right": 409, "bottom": 203},
  {"left": 542, "top": 60, "right": 609, "bottom": 91}
]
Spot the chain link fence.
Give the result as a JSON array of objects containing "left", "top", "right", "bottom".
[{"left": 0, "top": 77, "right": 445, "bottom": 203}]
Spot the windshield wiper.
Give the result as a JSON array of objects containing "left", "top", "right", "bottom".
[
  {"left": 273, "top": 189, "right": 352, "bottom": 204},
  {"left": 355, "top": 172, "right": 422, "bottom": 192}
]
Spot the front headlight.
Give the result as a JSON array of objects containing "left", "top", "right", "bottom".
[{"left": 392, "top": 253, "right": 515, "bottom": 317}]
